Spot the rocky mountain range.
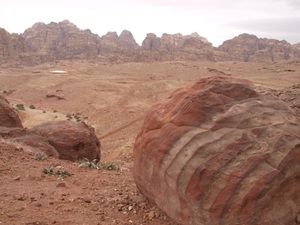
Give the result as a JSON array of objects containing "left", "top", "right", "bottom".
[{"left": 1, "top": 20, "right": 300, "bottom": 66}]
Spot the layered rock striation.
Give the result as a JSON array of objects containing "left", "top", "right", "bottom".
[{"left": 133, "top": 76, "right": 300, "bottom": 225}]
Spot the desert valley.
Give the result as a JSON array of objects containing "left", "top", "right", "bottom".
[{"left": 0, "top": 21, "right": 300, "bottom": 225}]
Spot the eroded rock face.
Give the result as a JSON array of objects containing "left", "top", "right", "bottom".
[
  {"left": 21, "top": 20, "right": 100, "bottom": 64},
  {"left": 0, "top": 94, "right": 23, "bottom": 128},
  {"left": 218, "top": 33, "right": 300, "bottom": 62},
  {"left": 0, "top": 94, "right": 100, "bottom": 161},
  {"left": 31, "top": 120, "right": 100, "bottom": 161},
  {"left": 133, "top": 76, "right": 300, "bottom": 225}
]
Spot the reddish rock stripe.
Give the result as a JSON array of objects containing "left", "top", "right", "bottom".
[
  {"left": 238, "top": 143, "right": 300, "bottom": 224},
  {"left": 239, "top": 170, "right": 282, "bottom": 224},
  {"left": 208, "top": 154, "right": 269, "bottom": 225},
  {"left": 133, "top": 76, "right": 300, "bottom": 225},
  {"left": 134, "top": 123, "right": 190, "bottom": 197},
  {"left": 183, "top": 130, "right": 245, "bottom": 203},
  {"left": 239, "top": 161, "right": 300, "bottom": 225}
]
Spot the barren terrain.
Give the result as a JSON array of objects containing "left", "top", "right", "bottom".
[{"left": 0, "top": 60, "right": 299, "bottom": 224}]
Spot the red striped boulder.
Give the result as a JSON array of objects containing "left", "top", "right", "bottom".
[{"left": 133, "top": 76, "right": 300, "bottom": 225}]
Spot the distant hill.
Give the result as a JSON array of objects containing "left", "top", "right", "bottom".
[{"left": 1, "top": 20, "right": 300, "bottom": 66}]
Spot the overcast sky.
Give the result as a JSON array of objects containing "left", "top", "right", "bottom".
[{"left": 0, "top": 0, "right": 299, "bottom": 46}]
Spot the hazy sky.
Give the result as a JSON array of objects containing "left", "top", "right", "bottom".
[{"left": 1, "top": 0, "right": 299, "bottom": 46}]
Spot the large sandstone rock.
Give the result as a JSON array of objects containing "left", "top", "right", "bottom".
[
  {"left": 133, "top": 76, "right": 300, "bottom": 225},
  {"left": 0, "top": 94, "right": 100, "bottom": 161},
  {"left": 0, "top": 127, "right": 59, "bottom": 158},
  {"left": 31, "top": 120, "right": 100, "bottom": 161},
  {"left": 0, "top": 94, "right": 23, "bottom": 128}
]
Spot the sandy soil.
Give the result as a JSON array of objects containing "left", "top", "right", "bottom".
[{"left": 0, "top": 60, "right": 299, "bottom": 224}]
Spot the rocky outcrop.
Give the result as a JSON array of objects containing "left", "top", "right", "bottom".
[
  {"left": 294, "top": 43, "right": 300, "bottom": 50},
  {"left": 139, "top": 32, "right": 215, "bottom": 61},
  {"left": 0, "top": 127, "right": 60, "bottom": 158},
  {"left": 0, "top": 28, "right": 24, "bottom": 66},
  {"left": 1, "top": 21, "right": 300, "bottom": 65},
  {"left": 21, "top": 20, "right": 100, "bottom": 64},
  {"left": 133, "top": 76, "right": 300, "bottom": 225},
  {"left": 0, "top": 95, "right": 100, "bottom": 161},
  {"left": 97, "top": 30, "right": 139, "bottom": 63},
  {"left": 275, "top": 84, "right": 300, "bottom": 116},
  {"left": 218, "top": 33, "right": 300, "bottom": 62},
  {"left": 0, "top": 94, "right": 23, "bottom": 128},
  {"left": 118, "top": 30, "right": 139, "bottom": 50},
  {"left": 31, "top": 120, "right": 100, "bottom": 161}
]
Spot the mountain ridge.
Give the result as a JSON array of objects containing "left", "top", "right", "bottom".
[{"left": 1, "top": 20, "right": 300, "bottom": 66}]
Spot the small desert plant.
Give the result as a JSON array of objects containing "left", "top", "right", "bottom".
[
  {"left": 43, "top": 165, "right": 54, "bottom": 174},
  {"left": 66, "top": 114, "right": 72, "bottom": 120},
  {"left": 43, "top": 165, "right": 71, "bottom": 180},
  {"left": 78, "top": 158, "right": 98, "bottom": 168},
  {"left": 34, "top": 153, "right": 47, "bottom": 161},
  {"left": 98, "top": 161, "right": 119, "bottom": 170},
  {"left": 29, "top": 104, "right": 36, "bottom": 109},
  {"left": 74, "top": 114, "right": 81, "bottom": 122},
  {"left": 56, "top": 169, "right": 71, "bottom": 180},
  {"left": 78, "top": 158, "right": 118, "bottom": 170},
  {"left": 16, "top": 104, "right": 25, "bottom": 110}
]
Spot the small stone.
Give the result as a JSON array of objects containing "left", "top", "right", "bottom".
[
  {"left": 117, "top": 203, "right": 124, "bottom": 212},
  {"left": 13, "top": 176, "right": 20, "bottom": 181},
  {"left": 17, "top": 194, "right": 27, "bottom": 201},
  {"left": 128, "top": 206, "right": 133, "bottom": 211},
  {"left": 82, "top": 197, "right": 92, "bottom": 203},
  {"left": 147, "top": 211, "right": 155, "bottom": 220},
  {"left": 56, "top": 183, "right": 66, "bottom": 188}
]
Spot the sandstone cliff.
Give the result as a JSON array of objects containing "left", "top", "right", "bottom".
[
  {"left": 138, "top": 32, "right": 222, "bottom": 61},
  {"left": 21, "top": 20, "right": 100, "bottom": 65},
  {"left": 218, "top": 33, "right": 300, "bottom": 62},
  {"left": 294, "top": 42, "right": 300, "bottom": 50},
  {"left": 1, "top": 21, "right": 300, "bottom": 66},
  {"left": 0, "top": 28, "right": 24, "bottom": 66}
]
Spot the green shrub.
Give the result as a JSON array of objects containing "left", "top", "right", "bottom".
[{"left": 43, "top": 165, "right": 71, "bottom": 180}]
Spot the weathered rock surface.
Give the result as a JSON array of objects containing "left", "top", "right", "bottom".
[
  {"left": 0, "top": 94, "right": 23, "bottom": 128},
  {"left": 31, "top": 120, "right": 100, "bottom": 161},
  {"left": 133, "top": 76, "right": 300, "bottom": 225},
  {"left": 294, "top": 42, "right": 300, "bottom": 50},
  {"left": 219, "top": 33, "right": 300, "bottom": 62},
  {"left": 275, "top": 84, "right": 300, "bottom": 117},
  {"left": 139, "top": 32, "right": 216, "bottom": 61},
  {"left": 21, "top": 20, "right": 100, "bottom": 64},
  {"left": 0, "top": 127, "right": 59, "bottom": 158},
  {"left": 0, "top": 28, "right": 24, "bottom": 66},
  {"left": 0, "top": 95, "right": 100, "bottom": 161}
]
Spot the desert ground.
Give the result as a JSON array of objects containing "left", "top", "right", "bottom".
[{"left": 0, "top": 60, "right": 299, "bottom": 224}]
